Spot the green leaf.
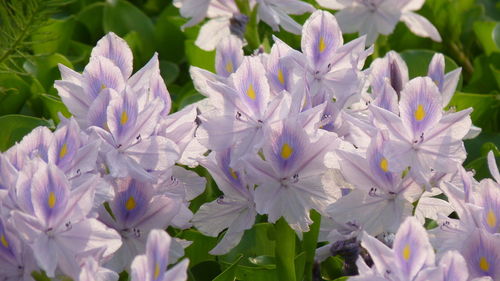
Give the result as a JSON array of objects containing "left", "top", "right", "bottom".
[
  {"left": 400, "top": 49, "right": 461, "bottom": 82},
  {"left": 160, "top": 60, "right": 180, "bottom": 85},
  {"left": 473, "top": 21, "right": 500, "bottom": 55},
  {"left": 32, "top": 17, "right": 76, "bottom": 55},
  {"left": 0, "top": 115, "right": 53, "bottom": 151},
  {"left": 40, "top": 94, "right": 71, "bottom": 123},
  {"left": 213, "top": 254, "right": 244, "bottom": 281},
  {"left": 185, "top": 40, "right": 215, "bottom": 73},
  {"left": 28, "top": 53, "right": 73, "bottom": 92},
  {"left": 76, "top": 2, "right": 105, "bottom": 42},
  {"left": 190, "top": 261, "right": 222, "bottom": 281},
  {"left": 248, "top": 255, "right": 276, "bottom": 269},
  {"left": 103, "top": 0, "right": 155, "bottom": 65},
  {"left": 179, "top": 229, "right": 219, "bottom": 267},
  {"left": 154, "top": 5, "right": 186, "bottom": 63},
  {"left": 464, "top": 54, "right": 500, "bottom": 93},
  {"left": 320, "top": 256, "right": 344, "bottom": 280},
  {"left": 494, "top": 23, "right": 500, "bottom": 48},
  {"left": 0, "top": 73, "right": 32, "bottom": 115},
  {"left": 448, "top": 91, "right": 500, "bottom": 133},
  {"left": 466, "top": 142, "right": 500, "bottom": 180}
]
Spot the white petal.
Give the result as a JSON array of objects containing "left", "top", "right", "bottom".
[{"left": 401, "top": 12, "right": 442, "bottom": 42}]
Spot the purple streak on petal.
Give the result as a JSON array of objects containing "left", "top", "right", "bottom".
[
  {"left": 440, "top": 250, "right": 468, "bottom": 281},
  {"left": 215, "top": 35, "right": 243, "bottom": 78},
  {"left": 113, "top": 178, "right": 151, "bottom": 226},
  {"left": 107, "top": 88, "right": 139, "bottom": 144},
  {"left": 461, "top": 229, "right": 500, "bottom": 280},
  {"left": 31, "top": 163, "right": 70, "bottom": 227},
  {"left": 83, "top": 56, "right": 126, "bottom": 98},
  {"left": 266, "top": 120, "right": 307, "bottom": 176},
  {"left": 399, "top": 77, "right": 443, "bottom": 137},
  {"left": 301, "top": 10, "right": 343, "bottom": 72},
  {"left": 373, "top": 80, "right": 399, "bottom": 114},
  {"left": 480, "top": 180, "right": 500, "bottom": 234},
  {"left": 49, "top": 117, "right": 81, "bottom": 169},
  {"left": 150, "top": 74, "right": 172, "bottom": 117},
  {"left": 145, "top": 229, "right": 171, "bottom": 281},
  {"left": 232, "top": 56, "right": 270, "bottom": 117},
  {"left": 367, "top": 134, "right": 395, "bottom": 188},
  {"left": 393, "top": 217, "right": 434, "bottom": 280},
  {"left": 266, "top": 37, "right": 293, "bottom": 93},
  {"left": 87, "top": 88, "right": 112, "bottom": 129},
  {"left": 91, "top": 32, "right": 134, "bottom": 79},
  {"left": 427, "top": 53, "right": 445, "bottom": 92},
  {"left": 487, "top": 151, "right": 500, "bottom": 183}
]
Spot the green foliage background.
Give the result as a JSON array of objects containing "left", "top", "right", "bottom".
[{"left": 0, "top": 0, "right": 499, "bottom": 280}]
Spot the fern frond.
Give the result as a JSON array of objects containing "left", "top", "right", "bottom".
[{"left": 0, "top": 0, "right": 71, "bottom": 74}]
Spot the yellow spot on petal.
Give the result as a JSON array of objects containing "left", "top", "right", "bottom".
[
  {"left": 479, "top": 256, "right": 490, "bottom": 272},
  {"left": 278, "top": 69, "right": 285, "bottom": 85},
  {"left": 414, "top": 104, "right": 426, "bottom": 121},
  {"left": 229, "top": 168, "right": 238, "bottom": 180},
  {"left": 0, "top": 235, "right": 8, "bottom": 248},
  {"left": 154, "top": 263, "right": 161, "bottom": 280},
  {"left": 402, "top": 244, "right": 411, "bottom": 261},
  {"left": 225, "top": 62, "right": 234, "bottom": 73},
  {"left": 125, "top": 196, "right": 136, "bottom": 211},
  {"left": 380, "top": 158, "right": 389, "bottom": 172},
  {"left": 486, "top": 209, "right": 497, "bottom": 229},
  {"left": 319, "top": 37, "right": 326, "bottom": 53},
  {"left": 247, "top": 84, "right": 256, "bottom": 100},
  {"left": 59, "top": 143, "right": 68, "bottom": 159},
  {"left": 101, "top": 83, "right": 106, "bottom": 90},
  {"left": 48, "top": 192, "right": 56, "bottom": 209},
  {"left": 120, "top": 111, "right": 128, "bottom": 126},
  {"left": 280, "top": 143, "right": 293, "bottom": 159}
]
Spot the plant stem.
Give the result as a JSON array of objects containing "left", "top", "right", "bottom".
[
  {"left": 303, "top": 210, "right": 321, "bottom": 281},
  {"left": 275, "top": 217, "right": 296, "bottom": 281}
]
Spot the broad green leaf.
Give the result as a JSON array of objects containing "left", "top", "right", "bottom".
[
  {"left": 0, "top": 115, "right": 53, "bottom": 151},
  {"left": 320, "top": 256, "right": 344, "bottom": 280},
  {"left": 400, "top": 50, "right": 461, "bottom": 84},
  {"left": 473, "top": 21, "right": 500, "bottom": 55},
  {"left": 160, "top": 60, "right": 180, "bottom": 85},
  {"left": 185, "top": 40, "right": 215, "bottom": 73},
  {"left": 179, "top": 229, "right": 219, "bottom": 267},
  {"left": 213, "top": 254, "right": 244, "bottom": 281},
  {"left": 103, "top": 0, "right": 155, "bottom": 65},
  {"left": 32, "top": 17, "right": 76, "bottom": 55},
  {"left": 464, "top": 54, "right": 500, "bottom": 93},
  {"left": 494, "top": 23, "right": 500, "bottom": 48},
  {"left": 448, "top": 91, "right": 500, "bottom": 133},
  {"left": 466, "top": 142, "right": 500, "bottom": 180},
  {"left": 76, "top": 2, "right": 105, "bottom": 42},
  {"left": 154, "top": 5, "right": 186, "bottom": 63},
  {"left": 0, "top": 74, "right": 31, "bottom": 115},
  {"left": 190, "top": 261, "right": 222, "bottom": 281},
  {"left": 29, "top": 53, "right": 73, "bottom": 92},
  {"left": 221, "top": 223, "right": 276, "bottom": 266},
  {"left": 40, "top": 94, "right": 71, "bottom": 124}
]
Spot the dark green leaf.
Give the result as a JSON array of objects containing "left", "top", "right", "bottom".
[
  {"left": 40, "top": 94, "right": 71, "bottom": 123},
  {"left": 0, "top": 115, "right": 53, "bottom": 151},
  {"left": 213, "top": 254, "right": 244, "bottom": 281}
]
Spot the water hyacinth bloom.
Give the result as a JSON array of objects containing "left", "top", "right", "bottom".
[
  {"left": 317, "top": 0, "right": 442, "bottom": 45},
  {"left": 289, "top": 10, "right": 371, "bottom": 107},
  {"left": 197, "top": 56, "right": 291, "bottom": 164},
  {"left": 326, "top": 134, "right": 422, "bottom": 236},
  {"left": 130, "top": 230, "right": 189, "bottom": 281},
  {"left": 55, "top": 32, "right": 170, "bottom": 129},
  {"left": 352, "top": 216, "right": 435, "bottom": 281},
  {"left": 370, "top": 77, "right": 472, "bottom": 185},
  {"left": 192, "top": 149, "right": 256, "bottom": 255},
  {"left": 245, "top": 119, "right": 339, "bottom": 231},
  {"left": 98, "top": 178, "right": 181, "bottom": 272},
  {"left": 11, "top": 161, "right": 121, "bottom": 278},
  {"left": 91, "top": 88, "right": 180, "bottom": 182}
]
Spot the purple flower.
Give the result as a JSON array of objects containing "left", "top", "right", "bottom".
[{"left": 130, "top": 229, "right": 189, "bottom": 281}]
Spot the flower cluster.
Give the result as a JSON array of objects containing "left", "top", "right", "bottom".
[
  {"left": 189, "top": 8, "right": 498, "bottom": 281},
  {"left": 0, "top": 33, "right": 199, "bottom": 280},
  {"left": 0, "top": 4, "right": 496, "bottom": 281}
]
